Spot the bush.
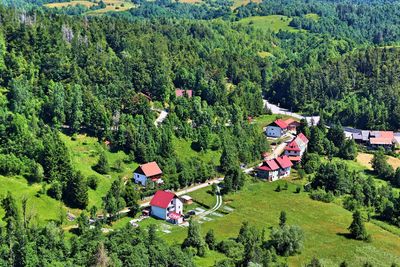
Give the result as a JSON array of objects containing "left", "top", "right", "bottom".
[
  {"left": 87, "top": 175, "right": 99, "bottom": 190},
  {"left": 47, "top": 181, "right": 63, "bottom": 200},
  {"left": 295, "top": 185, "right": 301, "bottom": 194},
  {"left": 269, "top": 225, "right": 304, "bottom": 256},
  {"left": 217, "top": 240, "right": 244, "bottom": 260},
  {"left": 309, "top": 189, "right": 334, "bottom": 203}
]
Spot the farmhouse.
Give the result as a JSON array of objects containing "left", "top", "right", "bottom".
[
  {"left": 175, "top": 89, "right": 193, "bottom": 98},
  {"left": 150, "top": 190, "right": 183, "bottom": 224},
  {"left": 266, "top": 119, "right": 288, "bottom": 137},
  {"left": 284, "top": 133, "right": 309, "bottom": 162},
  {"left": 256, "top": 155, "right": 293, "bottom": 181},
  {"left": 133, "top": 161, "right": 163, "bottom": 186}
]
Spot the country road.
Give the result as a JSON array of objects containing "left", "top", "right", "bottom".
[{"left": 198, "top": 185, "right": 222, "bottom": 219}]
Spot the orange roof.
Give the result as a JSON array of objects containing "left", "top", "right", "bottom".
[
  {"left": 150, "top": 190, "right": 175, "bottom": 208},
  {"left": 135, "top": 162, "right": 162, "bottom": 177},
  {"left": 275, "top": 155, "right": 293, "bottom": 169},
  {"left": 370, "top": 138, "right": 393, "bottom": 145},
  {"left": 273, "top": 119, "right": 288, "bottom": 129},
  {"left": 288, "top": 156, "right": 301, "bottom": 162},
  {"left": 283, "top": 118, "right": 299, "bottom": 125}
]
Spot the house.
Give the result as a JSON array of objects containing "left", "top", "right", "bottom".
[
  {"left": 180, "top": 195, "right": 193, "bottom": 205},
  {"left": 369, "top": 131, "right": 394, "bottom": 150},
  {"left": 257, "top": 159, "right": 280, "bottom": 181},
  {"left": 284, "top": 133, "right": 309, "bottom": 162},
  {"left": 266, "top": 119, "right": 288, "bottom": 137},
  {"left": 133, "top": 161, "right": 163, "bottom": 186},
  {"left": 150, "top": 190, "right": 183, "bottom": 224},
  {"left": 275, "top": 155, "right": 293, "bottom": 177},
  {"left": 283, "top": 118, "right": 300, "bottom": 132},
  {"left": 175, "top": 89, "right": 193, "bottom": 98},
  {"left": 352, "top": 130, "right": 370, "bottom": 144}
]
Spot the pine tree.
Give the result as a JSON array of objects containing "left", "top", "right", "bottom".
[
  {"left": 279, "top": 211, "right": 287, "bottom": 228},
  {"left": 348, "top": 210, "right": 369, "bottom": 241},
  {"left": 93, "top": 151, "right": 110, "bottom": 174},
  {"left": 205, "top": 229, "right": 216, "bottom": 250},
  {"left": 182, "top": 220, "right": 206, "bottom": 256}
]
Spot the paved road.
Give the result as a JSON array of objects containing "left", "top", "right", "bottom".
[
  {"left": 264, "top": 99, "right": 320, "bottom": 126},
  {"left": 139, "top": 177, "right": 224, "bottom": 208}
]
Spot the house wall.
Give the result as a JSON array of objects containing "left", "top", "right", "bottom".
[
  {"left": 257, "top": 170, "right": 270, "bottom": 179},
  {"left": 173, "top": 198, "right": 183, "bottom": 214},
  {"left": 151, "top": 206, "right": 167, "bottom": 220},
  {"left": 269, "top": 170, "right": 279, "bottom": 181},
  {"left": 285, "top": 150, "right": 301, "bottom": 157},
  {"left": 134, "top": 173, "right": 148, "bottom": 186},
  {"left": 279, "top": 167, "right": 291, "bottom": 177},
  {"left": 266, "top": 126, "right": 284, "bottom": 137}
]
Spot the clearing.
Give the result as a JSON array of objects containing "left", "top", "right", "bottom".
[
  {"left": 356, "top": 152, "right": 400, "bottom": 170},
  {"left": 238, "top": 15, "right": 299, "bottom": 33},
  {"left": 172, "top": 136, "right": 221, "bottom": 166},
  {"left": 231, "top": 0, "right": 261, "bottom": 10},
  {"left": 44, "top": 0, "right": 135, "bottom": 14}
]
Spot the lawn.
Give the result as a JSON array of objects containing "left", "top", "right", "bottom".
[
  {"left": 139, "top": 179, "right": 400, "bottom": 266},
  {"left": 304, "top": 13, "right": 320, "bottom": 21},
  {"left": 44, "top": 0, "right": 135, "bottom": 14},
  {"left": 238, "top": 15, "right": 299, "bottom": 33},
  {"left": 45, "top": 0, "right": 95, "bottom": 8},
  {"left": 172, "top": 136, "right": 221, "bottom": 166}
]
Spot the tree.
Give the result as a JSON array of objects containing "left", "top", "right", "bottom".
[
  {"left": 371, "top": 149, "right": 394, "bottom": 180},
  {"left": 269, "top": 225, "right": 304, "bottom": 256},
  {"left": 279, "top": 211, "right": 287, "bottom": 228},
  {"left": 348, "top": 210, "right": 369, "bottom": 241},
  {"left": 223, "top": 166, "right": 244, "bottom": 194},
  {"left": 340, "top": 139, "right": 357, "bottom": 160},
  {"left": 93, "top": 151, "right": 110, "bottom": 174},
  {"left": 306, "top": 257, "right": 322, "bottom": 267},
  {"left": 77, "top": 212, "right": 90, "bottom": 235},
  {"left": 91, "top": 243, "right": 111, "bottom": 267},
  {"left": 182, "top": 220, "right": 206, "bottom": 256},
  {"left": 64, "top": 171, "right": 89, "bottom": 209},
  {"left": 205, "top": 229, "right": 216, "bottom": 250},
  {"left": 392, "top": 168, "right": 400, "bottom": 188}
]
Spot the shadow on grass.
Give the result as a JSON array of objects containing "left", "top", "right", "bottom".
[{"left": 336, "top": 232, "right": 353, "bottom": 239}]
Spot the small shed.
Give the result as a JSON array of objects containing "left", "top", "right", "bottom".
[{"left": 180, "top": 195, "right": 193, "bottom": 205}]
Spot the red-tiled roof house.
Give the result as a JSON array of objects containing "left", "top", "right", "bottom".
[
  {"left": 150, "top": 190, "right": 183, "bottom": 224},
  {"left": 133, "top": 162, "right": 163, "bottom": 186}
]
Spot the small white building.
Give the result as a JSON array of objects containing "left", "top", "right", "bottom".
[
  {"left": 266, "top": 119, "right": 288, "bottom": 138},
  {"left": 133, "top": 161, "right": 163, "bottom": 186},
  {"left": 150, "top": 190, "right": 183, "bottom": 224},
  {"left": 256, "top": 159, "right": 280, "bottom": 181},
  {"left": 275, "top": 155, "right": 293, "bottom": 177}
]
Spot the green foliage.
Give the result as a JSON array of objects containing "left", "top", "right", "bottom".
[
  {"left": 182, "top": 220, "right": 206, "bottom": 257},
  {"left": 348, "top": 210, "right": 370, "bottom": 241},
  {"left": 269, "top": 225, "right": 304, "bottom": 256},
  {"left": 309, "top": 189, "right": 334, "bottom": 203},
  {"left": 93, "top": 151, "right": 110, "bottom": 175}
]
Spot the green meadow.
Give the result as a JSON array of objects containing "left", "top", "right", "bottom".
[{"left": 238, "top": 15, "right": 299, "bottom": 32}]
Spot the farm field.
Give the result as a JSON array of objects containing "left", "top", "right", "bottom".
[
  {"left": 44, "top": 0, "right": 135, "bottom": 14},
  {"left": 140, "top": 179, "right": 400, "bottom": 266},
  {"left": 238, "top": 15, "right": 299, "bottom": 32},
  {"left": 357, "top": 152, "right": 400, "bottom": 170}
]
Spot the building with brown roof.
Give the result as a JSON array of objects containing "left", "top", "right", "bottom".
[{"left": 133, "top": 162, "right": 163, "bottom": 186}]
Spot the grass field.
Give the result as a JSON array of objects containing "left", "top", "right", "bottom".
[
  {"left": 356, "top": 152, "right": 400, "bottom": 170},
  {"left": 304, "top": 13, "right": 320, "bottom": 21},
  {"left": 231, "top": 0, "right": 261, "bottom": 10},
  {"left": 60, "top": 133, "right": 138, "bottom": 209},
  {"left": 45, "top": 0, "right": 95, "bottom": 8},
  {"left": 172, "top": 136, "right": 221, "bottom": 166},
  {"left": 238, "top": 15, "right": 299, "bottom": 33},
  {"left": 143, "top": 179, "right": 400, "bottom": 266},
  {"left": 0, "top": 175, "right": 64, "bottom": 227}
]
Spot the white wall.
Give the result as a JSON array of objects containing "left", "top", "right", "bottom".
[
  {"left": 173, "top": 197, "right": 183, "bottom": 214},
  {"left": 134, "top": 173, "right": 147, "bottom": 186},
  {"left": 151, "top": 206, "right": 167, "bottom": 220},
  {"left": 269, "top": 170, "right": 279, "bottom": 181},
  {"left": 279, "top": 167, "right": 291, "bottom": 177},
  {"left": 266, "top": 126, "right": 283, "bottom": 137}
]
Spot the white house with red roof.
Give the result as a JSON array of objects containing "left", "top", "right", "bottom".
[
  {"left": 257, "top": 159, "right": 280, "bottom": 181},
  {"left": 266, "top": 119, "right": 288, "bottom": 137},
  {"left": 284, "top": 133, "right": 309, "bottom": 162},
  {"left": 275, "top": 155, "right": 293, "bottom": 177},
  {"left": 133, "top": 162, "right": 163, "bottom": 186},
  {"left": 256, "top": 155, "right": 293, "bottom": 181},
  {"left": 150, "top": 190, "right": 183, "bottom": 224}
]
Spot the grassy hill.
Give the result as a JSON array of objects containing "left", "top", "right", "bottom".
[
  {"left": 137, "top": 179, "right": 400, "bottom": 266},
  {"left": 44, "top": 0, "right": 135, "bottom": 14}
]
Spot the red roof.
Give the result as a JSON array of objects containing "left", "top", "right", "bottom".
[
  {"left": 175, "top": 89, "right": 193, "bottom": 98},
  {"left": 297, "top": 133, "right": 309, "bottom": 144},
  {"left": 275, "top": 155, "right": 293, "bottom": 169},
  {"left": 273, "top": 119, "right": 288, "bottom": 129},
  {"left": 258, "top": 159, "right": 280, "bottom": 171},
  {"left": 150, "top": 190, "right": 176, "bottom": 209},
  {"left": 135, "top": 162, "right": 162, "bottom": 177},
  {"left": 285, "top": 140, "right": 301, "bottom": 151}
]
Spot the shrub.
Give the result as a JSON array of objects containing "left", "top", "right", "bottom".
[
  {"left": 269, "top": 225, "right": 304, "bottom": 256},
  {"left": 295, "top": 185, "right": 301, "bottom": 194},
  {"left": 309, "top": 189, "right": 334, "bottom": 203},
  {"left": 87, "top": 175, "right": 99, "bottom": 190}
]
